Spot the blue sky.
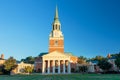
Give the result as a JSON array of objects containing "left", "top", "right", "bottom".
[{"left": 0, "top": 0, "right": 120, "bottom": 60}]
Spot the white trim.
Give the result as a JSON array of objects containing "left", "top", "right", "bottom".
[
  {"left": 49, "top": 46, "right": 64, "bottom": 48},
  {"left": 49, "top": 37, "right": 64, "bottom": 40}
]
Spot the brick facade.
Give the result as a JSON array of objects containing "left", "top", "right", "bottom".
[
  {"left": 49, "top": 38, "right": 64, "bottom": 53},
  {"left": 35, "top": 55, "right": 78, "bottom": 72}
]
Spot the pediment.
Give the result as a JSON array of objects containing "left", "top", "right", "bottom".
[
  {"left": 42, "top": 51, "right": 68, "bottom": 57},
  {"left": 42, "top": 51, "right": 70, "bottom": 60}
]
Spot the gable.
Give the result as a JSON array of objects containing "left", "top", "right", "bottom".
[
  {"left": 42, "top": 51, "right": 70, "bottom": 60},
  {"left": 42, "top": 51, "right": 67, "bottom": 57}
]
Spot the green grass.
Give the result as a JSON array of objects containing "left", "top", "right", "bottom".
[{"left": 0, "top": 74, "right": 120, "bottom": 80}]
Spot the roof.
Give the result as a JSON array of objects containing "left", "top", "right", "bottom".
[
  {"left": 0, "top": 58, "right": 5, "bottom": 60},
  {"left": 16, "top": 61, "right": 21, "bottom": 64},
  {"left": 38, "top": 52, "right": 77, "bottom": 58},
  {"left": 42, "top": 51, "right": 70, "bottom": 60},
  {"left": 35, "top": 57, "right": 42, "bottom": 62},
  {"left": 39, "top": 52, "right": 48, "bottom": 57},
  {"left": 65, "top": 52, "right": 73, "bottom": 56},
  {"left": 88, "top": 60, "right": 99, "bottom": 64},
  {"left": 65, "top": 52, "right": 77, "bottom": 58}
]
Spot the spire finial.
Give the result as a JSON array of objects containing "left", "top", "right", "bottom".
[
  {"left": 52, "top": 5, "right": 61, "bottom": 27},
  {"left": 54, "top": 5, "right": 59, "bottom": 20}
]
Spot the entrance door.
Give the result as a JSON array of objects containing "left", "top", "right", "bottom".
[{"left": 55, "top": 69, "right": 58, "bottom": 73}]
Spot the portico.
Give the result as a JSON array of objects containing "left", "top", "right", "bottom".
[{"left": 42, "top": 51, "right": 71, "bottom": 74}]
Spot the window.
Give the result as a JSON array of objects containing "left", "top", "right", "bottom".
[
  {"left": 56, "top": 25, "right": 57, "bottom": 30},
  {"left": 53, "top": 25, "right": 55, "bottom": 30},
  {"left": 59, "top": 26, "right": 60, "bottom": 30}
]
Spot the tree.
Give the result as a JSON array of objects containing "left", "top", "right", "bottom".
[
  {"left": 115, "top": 52, "right": 120, "bottom": 69},
  {"left": 3, "top": 57, "right": 16, "bottom": 73},
  {"left": 91, "top": 56, "right": 105, "bottom": 61},
  {"left": 110, "top": 52, "right": 120, "bottom": 58},
  {"left": 98, "top": 60, "right": 112, "bottom": 72},
  {"left": 115, "top": 58, "right": 120, "bottom": 68},
  {"left": 24, "top": 66, "right": 33, "bottom": 73},
  {"left": 21, "top": 56, "right": 35, "bottom": 64},
  {"left": 77, "top": 56, "right": 87, "bottom": 64}
]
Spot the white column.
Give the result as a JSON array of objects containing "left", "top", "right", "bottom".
[
  {"left": 17, "top": 66, "right": 19, "bottom": 73},
  {"left": 68, "top": 60, "right": 71, "bottom": 73},
  {"left": 58, "top": 60, "right": 60, "bottom": 73},
  {"left": 42, "top": 60, "right": 45, "bottom": 74},
  {"left": 92, "top": 65, "right": 95, "bottom": 72},
  {"left": 67, "top": 61, "right": 68, "bottom": 73},
  {"left": 47, "top": 60, "right": 50, "bottom": 74},
  {"left": 52, "top": 60, "right": 55, "bottom": 74},
  {"left": 63, "top": 60, "right": 66, "bottom": 73}
]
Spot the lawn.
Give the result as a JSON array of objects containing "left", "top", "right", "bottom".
[{"left": 0, "top": 74, "right": 120, "bottom": 80}]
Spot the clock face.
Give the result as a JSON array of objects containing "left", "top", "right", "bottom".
[{"left": 54, "top": 40, "right": 58, "bottom": 46}]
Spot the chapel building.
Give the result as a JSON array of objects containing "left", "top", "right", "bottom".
[{"left": 35, "top": 6, "right": 78, "bottom": 74}]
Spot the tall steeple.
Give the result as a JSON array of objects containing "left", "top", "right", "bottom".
[
  {"left": 54, "top": 6, "right": 59, "bottom": 20},
  {"left": 52, "top": 6, "right": 61, "bottom": 30},
  {"left": 49, "top": 6, "right": 64, "bottom": 53}
]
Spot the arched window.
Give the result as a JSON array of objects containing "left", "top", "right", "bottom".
[
  {"left": 56, "top": 24, "right": 57, "bottom": 30},
  {"left": 59, "top": 25, "right": 60, "bottom": 30}
]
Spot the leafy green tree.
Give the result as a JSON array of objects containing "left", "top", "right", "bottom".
[
  {"left": 91, "top": 56, "right": 105, "bottom": 61},
  {"left": 110, "top": 52, "right": 120, "bottom": 58},
  {"left": 77, "top": 56, "right": 87, "bottom": 64},
  {"left": 115, "top": 52, "right": 120, "bottom": 69},
  {"left": 24, "top": 66, "right": 33, "bottom": 73},
  {"left": 115, "top": 58, "right": 120, "bottom": 68},
  {"left": 3, "top": 57, "right": 16, "bottom": 72},
  {"left": 98, "top": 60, "right": 112, "bottom": 72},
  {"left": 21, "top": 56, "right": 35, "bottom": 64}
]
